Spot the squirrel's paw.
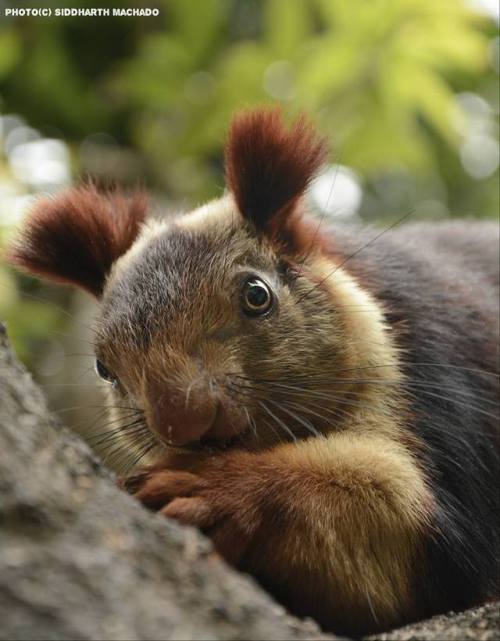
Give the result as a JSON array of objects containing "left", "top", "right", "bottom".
[{"left": 125, "top": 463, "right": 258, "bottom": 564}]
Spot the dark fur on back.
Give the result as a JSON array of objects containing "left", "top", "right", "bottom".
[
  {"left": 327, "top": 221, "right": 500, "bottom": 615},
  {"left": 6, "top": 184, "right": 147, "bottom": 296}
]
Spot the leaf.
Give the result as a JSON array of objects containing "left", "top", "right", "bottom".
[
  {"left": 382, "top": 58, "right": 459, "bottom": 145},
  {"left": 263, "top": 0, "right": 312, "bottom": 57},
  {"left": 0, "top": 29, "right": 21, "bottom": 80},
  {"left": 167, "top": 0, "right": 228, "bottom": 62},
  {"left": 345, "top": 103, "right": 432, "bottom": 173},
  {"left": 216, "top": 41, "right": 271, "bottom": 107},
  {"left": 112, "top": 35, "right": 192, "bottom": 107}
]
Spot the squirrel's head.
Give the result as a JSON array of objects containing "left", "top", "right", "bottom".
[{"left": 7, "top": 109, "right": 391, "bottom": 457}]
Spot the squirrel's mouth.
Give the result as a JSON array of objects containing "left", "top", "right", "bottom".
[
  {"left": 157, "top": 432, "right": 244, "bottom": 454},
  {"left": 154, "top": 401, "right": 249, "bottom": 452}
]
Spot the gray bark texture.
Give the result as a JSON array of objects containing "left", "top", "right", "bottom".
[{"left": 0, "top": 322, "right": 498, "bottom": 641}]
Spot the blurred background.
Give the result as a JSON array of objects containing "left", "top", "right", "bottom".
[{"left": 0, "top": 0, "right": 498, "bottom": 447}]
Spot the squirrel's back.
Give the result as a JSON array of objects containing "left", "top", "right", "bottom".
[{"left": 329, "top": 220, "right": 500, "bottom": 613}]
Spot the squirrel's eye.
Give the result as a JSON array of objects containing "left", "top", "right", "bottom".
[
  {"left": 95, "top": 359, "right": 116, "bottom": 384},
  {"left": 241, "top": 278, "right": 273, "bottom": 316}
]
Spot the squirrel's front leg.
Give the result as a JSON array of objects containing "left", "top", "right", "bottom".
[{"left": 127, "top": 432, "right": 434, "bottom": 634}]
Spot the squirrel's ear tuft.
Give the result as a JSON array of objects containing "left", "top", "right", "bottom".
[
  {"left": 225, "top": 108, "right": 327, "bottom": 235},
  {"left": 5, "top": 184, "right": 148, "bottom": 297}
]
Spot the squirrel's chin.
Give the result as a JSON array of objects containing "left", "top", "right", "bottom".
[{"left": 203, "top": 401, "right": 246, "bottom": 443}]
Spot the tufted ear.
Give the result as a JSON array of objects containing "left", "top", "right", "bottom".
[
  {"left": 5, "top": 184, "right": 148, "bottom": 297},
  {"left": 225, "top": 108, "right": 327, "bottom": 238}
]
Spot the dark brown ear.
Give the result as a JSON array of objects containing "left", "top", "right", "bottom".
[
  {"left": 5, "top": 184, "right": 147, "bottom": 297},
  {"left": 225, "top": 108, "right": 327, "bottom": 236}
]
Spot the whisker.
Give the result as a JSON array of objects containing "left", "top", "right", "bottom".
[
  {"left": 230, "top": 379, "right": 395, "bottom": 418},
  {"left": 295, "top": 153, "right": 344, "bottom": 274},
  {"left": 261, "top": 416, "right": 287, "bottom": 444},
  {"left": 39, "top": 382, "right": 105, "bottom": 388},
  {"left": 296, "top": 208, "right": 416, "bottom": 304},
  {"left": 267, "top": 398, "right": 320, "bottom": 437},
  {"left": 96, "top": 426, "right": 154, "bottom": 471},
  {"left": 232, "top": 360, "right": 499, "bottom": 381},
  {"left": 227, "top": 378, "right": 359, "bottom": 431},
  {"left": 258, "top": 401, "right": 297, "bottom": 442},
  {"left": 240, "top": 375, "right": 499, "bottom": 409},
  {"left": 88, "top": 420, "right": 148, "bottom": 448},
  {"left": 283, "top": 398, "right": 355, "bottom": 426},
  {"left": 243, "top": 406, "right": 259, "bottom": 443},
  {"left": 86, "top": 413, "right": 146, "bottom": 436},
  {"left": 85, "top": 409, "right": 146, "bottom": 440},
  {"left": 69, "top": 407, "right": 111, "bottom": 435},
  {"left": 121, "top": 435, "right": 164, "bottom": 476}
]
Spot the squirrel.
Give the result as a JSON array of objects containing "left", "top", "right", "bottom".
[{"left": 6, "top": 108, "right": 499, "bottom": 636}]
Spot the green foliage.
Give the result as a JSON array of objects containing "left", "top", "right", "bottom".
[
  {"left": 0, "top": 0, "right": 497, "bottom": 213},
  {"left": 0, "top": 261, "right": 64, "bottom": 366},
  {"left": 107, "top": 0, "right": 497, "bottom": 211},
  {"left": 0, "top": 28, "right": 21, "bottom": 80}
]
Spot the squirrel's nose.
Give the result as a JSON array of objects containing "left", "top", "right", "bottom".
[{"left": 145, "top": 378, "right": 217, "bottom": 446}]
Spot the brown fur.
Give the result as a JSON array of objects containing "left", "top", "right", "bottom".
[
  {"left": 6, "top": 184, "right": 147, "bottom": 296},
  {"left": 129, "top": 432, "right": 432, "bottom": 634},
  {"left": 108, "top": 215, "right": 427, "bottom": 634},
  {"left": 225, "top": 109, "right": 327, "bottom": 238}
]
